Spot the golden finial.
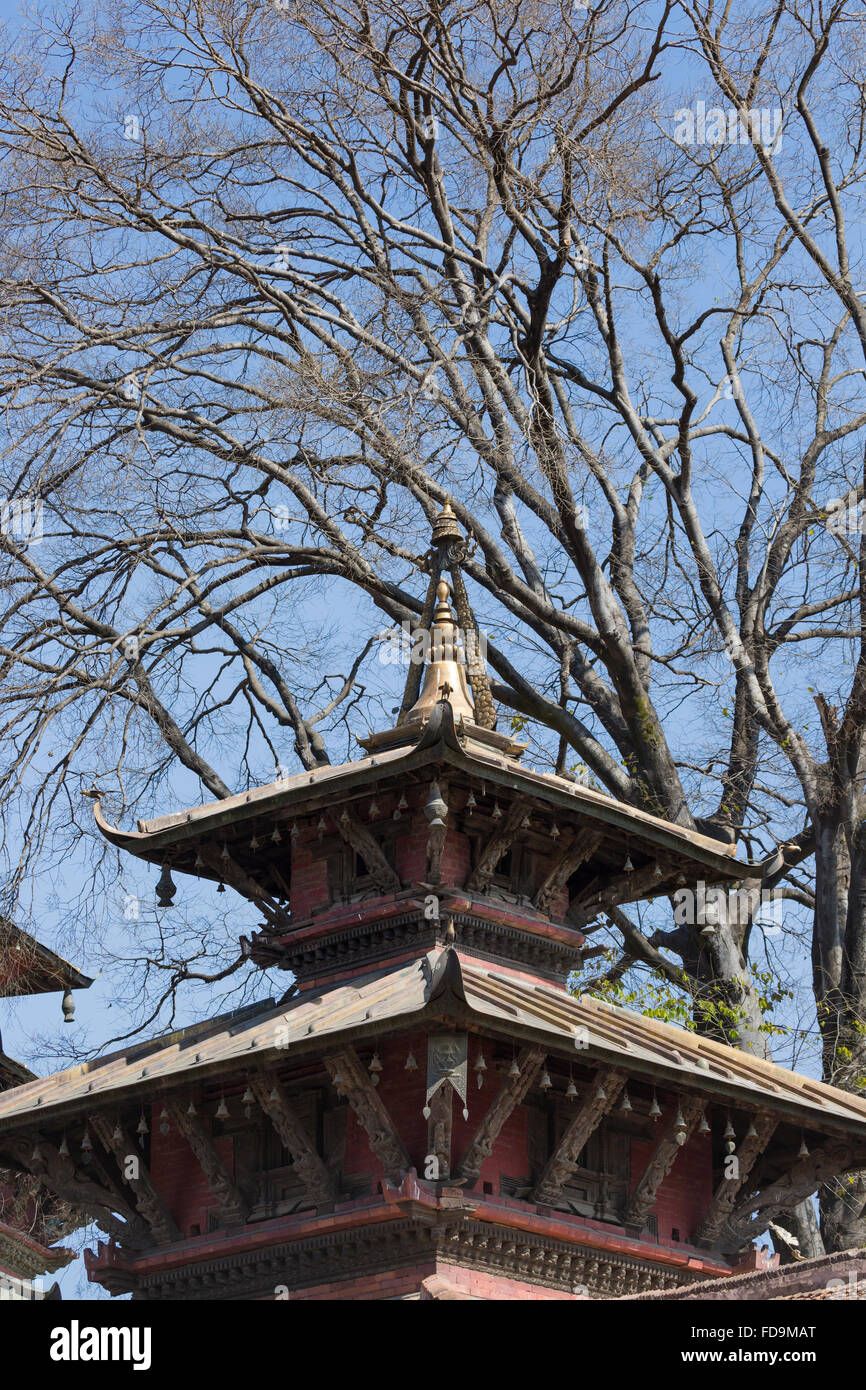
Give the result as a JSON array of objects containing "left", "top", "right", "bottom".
[
  {"left": 432, "top": 500, "right": 462, "bottom": 545},
  {"left": 405, "top": 578, "right": 475, "bottom": 723}
]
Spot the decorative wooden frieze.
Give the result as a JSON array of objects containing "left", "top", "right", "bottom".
[
  {"left": 722, "top": 1138, "right": 866, "bottom": 1251},
  {"left": 455, "top": 1046, "right": 545, "bottom": 1186},
  {"left": 534, "top": 831, "right": 604, "bottom": 915},
  {"left": 90, "top": 1113, "right": 181, "bottom": 1246},
  {"left": 249, "top": 1072, "right": 335, "bottom": 1207},
  {"left": 114, "top": 1215, "right": 701, "bottom": 1302},
  {"left": 623, "top": 1094, "right": 706, "bottom": 1230},
  {"left": 692, "top": 1112, "right": 778, "bottom": 1246},
  {"left": 335, "top": 812, "right": 401, "bottom": 893},
  {"left": 323, "top": 1047, "right": 410, "bottom": 1185},
  {"left": 269, "top": 908, "right": 582, "bottom": 986},
  {"left": 466, "top": 802, "right": 526, "bottom": 893},
  {"left": 166, "top": 1100, "right": 248, "bottom": 1226},
  {"left": 3, "top": 1134, "right": 150, "bottom": 1251},
  {"left": 531, "top": 1067, "right": 627, "bottom": 1206}
]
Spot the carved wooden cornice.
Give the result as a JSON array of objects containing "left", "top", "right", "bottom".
[
  {"left": 693, "top": 1112, "right": 778, "bottom": 1247},
  {"left": 263, "top": 908, "right": 582, "bottom": 986},
  {"left": 90, "top": 1114, "right": 181, "bottom": 1246},
  {"left": 335, "top": 812, "right": 401, "bottom": 893},
  {"left": 323, "top": 1047, "right": 410, "bottom": 1184},
  {"left": 466, "top": 802, "right": 526, "bottom": 893},
  {"left": 94, "top": 1216, "right": 703, "bottom": 1302},
  {"left": 250, "top": 1072, "right": 335, "bottom": 1208},
  {"left": 166, "top": 1101, "right": 248, "bottom": 1226},
  {"left": 532, "top": 1067, "right": 627, "bottom": 1206},
  {"left": 534, "top": 832, "right": 603, "bottom": 916},
  {"left": 456, "top": 1047, "right": 545, "bottom": 1186},
  {"left": 623, "top": 1095, "right": 706, "bottom": 1230}
]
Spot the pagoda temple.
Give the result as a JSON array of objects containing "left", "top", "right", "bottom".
[
  {"left": 1, "top": 506, "right": 865, "bottom": 1301},
  {"left": 0, "top": 917, "right": 91, "bottom": 1294}
]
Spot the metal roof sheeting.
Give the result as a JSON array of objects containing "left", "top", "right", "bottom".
[{"left": 0, "top": 951, "right": 863, "bottom": 1139}]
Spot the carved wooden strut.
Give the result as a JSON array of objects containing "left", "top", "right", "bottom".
[
  {"left": 466, "top": 802, "right": 526, "bottom": 894},
  {"left": 534, "top": 831, "right": 603, "bottom": 916},
  {"left": 324, "top": 1047, "right": 410, "bottom": 1185},
  {"left": 4, "top": 1133, "right": 150, "bottom": 1251},
  {"left": 250, "top": 1071, "right": 336, "bottom": 1207},
  {"left": 335, "top": 812, "right": 401, "bottom": 894},
  {"left": 532, "top": 1067, "right": 627, "bottom": 1206},
  {"left": 623, "top": 1095, "right": 706, "bottom": 1230},
  {"left": 693, "top": 1112, "right": 778, "bottom": 1247},
  {"left": 456, "top": 1047, "right": 545, "bottom": 1186},
  {"left": 90, "top": 1113, "right": 182, "bottom": 1246},
  {"left": 722, "top": 1138, "right": 866, "bottom": 1250},
  {"left": 167, "top": 1100, "right": 248, "bottom": 1226}
]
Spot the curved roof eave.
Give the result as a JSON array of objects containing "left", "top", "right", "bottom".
[{"left": 93, "top": 735, "right": 751, "bottom": 882}]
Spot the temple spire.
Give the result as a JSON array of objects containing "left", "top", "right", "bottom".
[
  {"left": 404, "top": 579, "right": 475, "bottom": 724},
  {"left": 396, "top": 502, "right": 497, "bottom": 731}
]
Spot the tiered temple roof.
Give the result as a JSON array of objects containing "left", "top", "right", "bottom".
[{"left": 0, "top": 505, "right": 859, "bottom": 1300}]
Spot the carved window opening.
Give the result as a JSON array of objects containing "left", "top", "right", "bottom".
[
  {"left": 222, "top": 1091, "right": 322, "bottom": 1221},
  {"left": 549, "top": 1104, "right": 632, "bottom": 1221},
  {"left": 324, "top": 836, "right": 399, "bottom": 905},
  {"left": 487, "top": 844, "right": 524, "bottom": 901}
]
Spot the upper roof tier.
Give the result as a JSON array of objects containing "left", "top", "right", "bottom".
[{"left": 92, "top": 505, "right": 760, "bottom": 979}]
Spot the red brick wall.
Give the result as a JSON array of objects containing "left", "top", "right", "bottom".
[
  {"left": 288, "top": 839, "right": 329, "bottom": 918},
  {"left": 148, "top": 1100, "right": 235, "bottom": 1237},
  {"left": 269, "top": 1260, "right": 583, "bottom": 1300},
  {"left": 628, "top": 1104, "right": 713, "bottom": 1246},
  {"left": 438, "top": 1264, "right": 581, "bottom": 1300},
  {"left": 344, "top": 1035, "right": 529, "bottom": 1189},
  {"left": 281, "top": 1263, "right": 432, "bottom": 1300}
]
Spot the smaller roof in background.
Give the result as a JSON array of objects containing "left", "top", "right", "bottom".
[{"left": 0, "top": 919, "right": 93, "bottom": 997}]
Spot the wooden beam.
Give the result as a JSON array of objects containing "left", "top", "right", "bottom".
[
  {"left": 324, "top": 1047, "right": 410, "bottom": 1185},
  {"left": 692, "top": 1112, "right": 778, "bottom": 1247},
  {"left": 623, "top": 1094, "right": 706, "bottom": 1231},
  {"left": 569, "top": 861, "right": 668, "bottom": 925},
  {"left": 200, "top": 846, "right": 290, "bottom": 932},
  {"left": 455, "top": 1047, "right": 545, "bottom": 1186},
  {"left": 250, "top": 1072, "right": 336, "bottom": 1207},
  {"left": 466, "top": 802, "right": 525, "bottom": 893},
  {"left": 723, "top": 1137, "right": 866, "bottom": 1251},
  {"left": 166, "top": 1100, "right": 248, "bottom": 1225},
  {"left": 335, "top": 812, "right": 401, "bottom": 893},
  {"left": 426, "top": 1082, "right": 453, "bottom": 1181},
  {"left": 534, "top": 831, "right": 603, "bottom": 915},
  {"left": 2, "top": 1134, "right": 150, "bottom": 1251},
  {"left": 531, "top": 1067, "right": 626, "bottom": 1206},
  {"left": 90, "top": 1113, "right": 182, "bottom": 1245}
]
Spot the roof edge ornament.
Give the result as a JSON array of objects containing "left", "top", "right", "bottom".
[{"left": 426, "top": 942, "right": 466, "bottom": 1007}]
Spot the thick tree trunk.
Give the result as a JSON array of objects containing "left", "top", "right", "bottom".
[
  {"left": 681, "top": 914, "right": 826, "bottom": 1259},
  {"left": 816, "top": 819, "right": 866, "bottom": 1250}
]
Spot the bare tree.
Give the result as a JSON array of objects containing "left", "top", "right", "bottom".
[{"left": 1, "top": 0, "right": 865, "bottom": 1249}]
